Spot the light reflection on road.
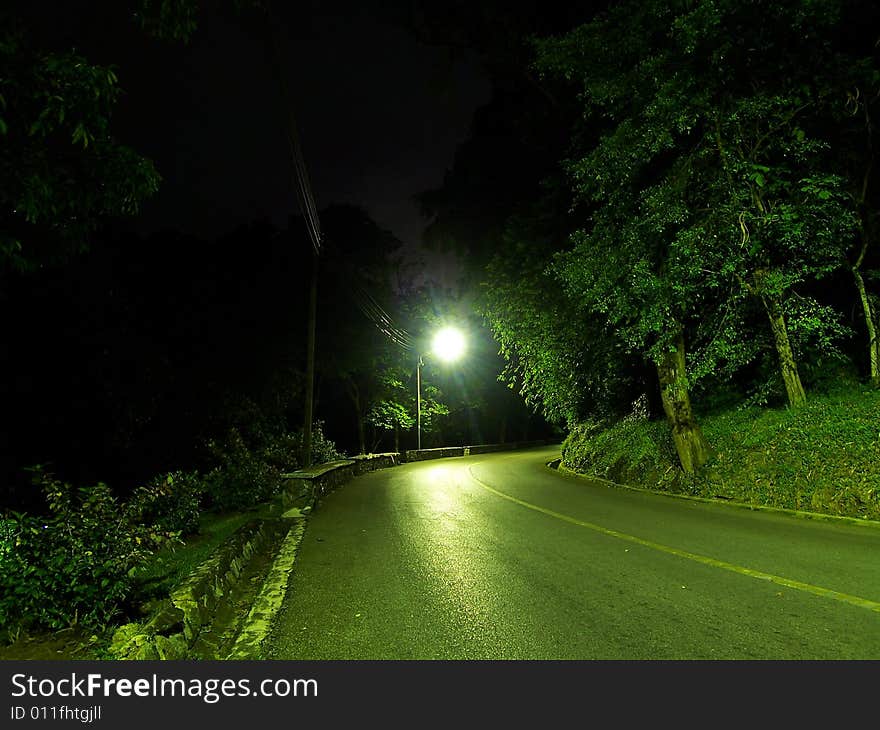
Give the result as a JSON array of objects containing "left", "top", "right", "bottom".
[{"left": 397, "top": 461, "right": 514, "bottom": 657}]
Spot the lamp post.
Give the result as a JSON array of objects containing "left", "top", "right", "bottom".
[
  {"left": 417, "top": 326, "right": 465, "bottom": 451},
  {"left": 417, "top": 354, "right": 423, "bottom": 450}
]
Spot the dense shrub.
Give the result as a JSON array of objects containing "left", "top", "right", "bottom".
[
  {"left": 0, "top": 415, "right": 348, "bottom": 636},
  {"left": 202, "top": 428, "right": 281, "bottom": 511},
  {"left": 125, "top": 471, "right": 204, "bottom": 536},
  {"left": 259, "top": 421, "right": 345, "bottom": 470},
  {"left": 0, "top": 471, "right": 166, "bottom": 635},
  {"left": 202, "top": 422, "right": 345, "bottom": 511}
]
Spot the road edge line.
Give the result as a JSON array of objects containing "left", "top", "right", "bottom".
[{"left": 468, "top": 465, "right": 880, "bottom": 614}]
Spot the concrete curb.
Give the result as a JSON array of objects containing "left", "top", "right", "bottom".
[
  {"left": 553, "top": 459, "right": 880, "bottom": 530},
  {"left": 226, "top": 519, "right": 307, "bottom": 659},
  {"left": 108, "top": 520, "right": 287, "bottom": 660}
]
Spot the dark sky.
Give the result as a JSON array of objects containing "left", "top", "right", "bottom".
[{"left": 116, "top": 2, "right": 492, "bottom": 247}]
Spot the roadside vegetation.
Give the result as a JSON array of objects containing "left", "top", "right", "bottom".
[
  {"left": 562, "top": 381, "right": 880, "bottom": 521},
  {"left": 0, "top": 422, "right": 343, "bottom": 653}
]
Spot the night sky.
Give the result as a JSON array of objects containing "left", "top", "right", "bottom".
[{"left": 115, "top": 1, "right": 492, "bottom": 247}]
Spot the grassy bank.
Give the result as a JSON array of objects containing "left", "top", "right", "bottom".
[
  {"left": 561, "top": 383, "right": 880, "bottom": 520},
  {"left": 130, "top": 509, "right": 257, "bottom": 606}
]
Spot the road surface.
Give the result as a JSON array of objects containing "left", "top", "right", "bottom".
[{"left": 265, "top": 446, "right": 880, "bottom": 659}]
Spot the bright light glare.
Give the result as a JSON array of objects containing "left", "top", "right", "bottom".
[{"left": 432, "top": 327, "right": 465, "bottom": 362}]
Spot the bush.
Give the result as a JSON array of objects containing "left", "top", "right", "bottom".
[
  {"left": 125, "top": 471, "right": 204, "bottom": 536},
  {"left": 0, "top": 470, "right": 165, "bottom": 635},
  {"left": 260, "top": 431, "right": 303, "bottom": 471},
  {"left": 202, "top": 422, "right": 345, "bottom": 512},
  {"left": 202, "top": 428, "right": 281, "bottom": 511},
  {"left": 259, "top": 421, "right": 346, "bottom": 470}
]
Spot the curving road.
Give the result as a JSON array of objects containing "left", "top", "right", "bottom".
[{"left": 265, "top": 446, "right": 880, "bottom": 659}]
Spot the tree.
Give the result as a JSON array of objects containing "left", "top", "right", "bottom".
[
  {"left": 829, "top": 20, "right": 880, "bottom": 387},
  {"left": 484, "top": 198, "right": 643, "bottom": 428},
  {"left": 533, "top": 0, "right": 861, "bottom": 471},
  {"left": 367, "top": 400, "right": 414, "bottom": 454},
  {"left": 0, "top": 23, "right": 160, "bottom": 272},
  {"left": 534, "top": 1, "right": 721, "bottom": 470},
  {"left": 314, "top": 205, "right": 420, "bottom": 454}
]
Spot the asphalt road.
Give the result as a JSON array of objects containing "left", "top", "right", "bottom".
[{"left": 265, "top": 446, "right": 880, "bottom": 659}]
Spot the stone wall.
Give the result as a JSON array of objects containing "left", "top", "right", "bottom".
[{"left": 406, "top": 439, "right": 556, "bottom": 461}]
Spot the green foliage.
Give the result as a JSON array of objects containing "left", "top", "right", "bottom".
[
  {"left": 416, "top": 382, "right": 450, "bottom": 434},
  {"left": 563, "top": 384, "right": 880, "bottom": 520},
  {"left": 536, "top": 0, "right": 858, "bottom": 389},
  {"left": 0, "top": 407, "right": 345, "bottom": 634},
  {"left": 484, "top": 211, "right": 634, "bottom": 427},
  {"left": 202, "top": 422, "right": 344, "bottom": 511},
  {"left": 0, "top": 29, "right": 160, "bottom": 272},
  {"left": 289, "top": 421, "right": 346, "bottom": 467},
  {"left": 133, "top": 0, "right": 264, "bottom": 43},
  {"left": 0, "top": 470, "right": 168, "bottom": 635},
  {"left": 562, "top": 417, "right": 679, "bottom": 489},
  {"left": 367, "top": 400, "right": 415, "bottom": 433},
  {"left": 362, "top": 357, "right": 450, "bottom": 445},
  {"left": 362, "top": 366, "right": 416, "bottom": 441},
  {"left": 124, "top": 471, "right": 204, "bottom": 536},
  {"left": 134, "top": 0, "right": 200, "bottom": 42},
  {"left": 202, "top": 427, "right": 282, "bottom": 511}
]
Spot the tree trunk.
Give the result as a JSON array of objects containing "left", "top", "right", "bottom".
[
  {"left": 357, "top": 415, "right": 366, "bottom": 455},
  {"left": 761, "top": 294, "right": 807, "bottom": 407},
  {"left": 342, "top": 377, "right": 366, "bottom": 454},
  {"left": 656, "top": 331, "right": 712, "bottom": 473},
  {"left": 853, "top": 233, "right": 880, "bottom": 387},
  {"left": 394, "top": 425, "right": 399, "bottom": 454}
]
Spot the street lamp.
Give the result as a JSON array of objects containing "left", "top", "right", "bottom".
[{"left": 417, "top": 327, "right": 465, "bottom": 450}]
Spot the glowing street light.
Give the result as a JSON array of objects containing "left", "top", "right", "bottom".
[
  {"left": 432, "top": 327, "right": 466, "bottom": 362},
  {"left": 417, "top": 326, "right": 465, "bottom": 450}
]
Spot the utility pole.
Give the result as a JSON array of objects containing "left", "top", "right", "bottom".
[
  {"left": 303, "top": 248, "right": 318, "bottom": 466},
  {"left": 265, "top": 1, "right": 323, "bottom": 468}
]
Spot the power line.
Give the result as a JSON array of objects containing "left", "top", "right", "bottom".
[
  {"left": 265, "top": 1, "right": 322, "bottom": 255},
  {"left": 351, "top": 285, "right": 415, "bottom": 352},
  {"left": 359, "top": 289, "right": 416, "bottom": 348},
  {"left": 264, "top": 0, "right": 321, "bottom": 467}
]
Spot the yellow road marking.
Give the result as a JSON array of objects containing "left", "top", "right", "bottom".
[{"left": 467, "top": 466, "right": 880, "bottom": 614}]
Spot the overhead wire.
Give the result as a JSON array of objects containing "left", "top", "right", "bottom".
[
  {"left": 265, "top": 0, "right": 322, "bottom": 255},
  {"left": 265, "top": 3, "right": 412, "bottom": 353},
  {"left": 359, "top": 291, "right": 415, "bottom": 348},
  {"left": 350, "top": 285, "right": 416, "bottom": 352}
]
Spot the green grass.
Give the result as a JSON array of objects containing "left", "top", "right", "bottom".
[
  {"left": 562, "top": 383, "right": 880, "bottom": 520},
  {"left": 131, "top": 509, "right": 256, "bottom": 603}
]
